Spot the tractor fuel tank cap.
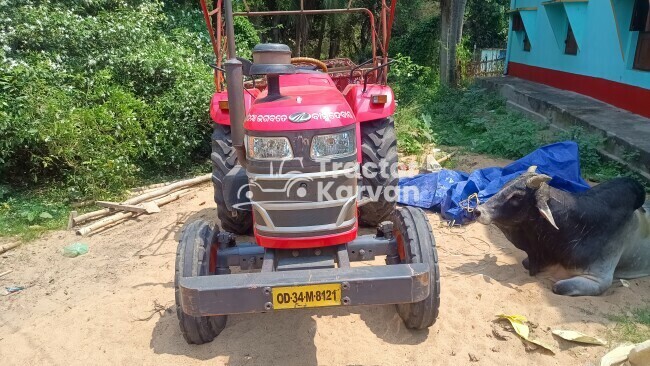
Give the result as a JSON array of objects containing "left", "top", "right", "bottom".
[{"left": 250, "top": 43, "right": 296, "bottom": 75}]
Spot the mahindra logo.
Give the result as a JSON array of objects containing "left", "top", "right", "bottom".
[{"left": 288, "top": 112, "right": 311, "bottom": 123}]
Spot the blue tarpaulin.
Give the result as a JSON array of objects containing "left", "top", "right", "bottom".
[{"left": 397, "top": 141, "right": 591, "bottom": 224}]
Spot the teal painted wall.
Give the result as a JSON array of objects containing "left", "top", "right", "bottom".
[{"left": 506, "top": 0, "right": 650, "bottom": 89}]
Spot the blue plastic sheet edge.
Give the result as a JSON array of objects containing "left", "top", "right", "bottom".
[{"left": 397, "top": 141, "right": 591, "bottom": 225}]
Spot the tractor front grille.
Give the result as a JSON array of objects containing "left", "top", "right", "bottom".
[{"left": 247, "top": 166, "right": 358, "bottom": 238}]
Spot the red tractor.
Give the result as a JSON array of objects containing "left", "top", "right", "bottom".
[{"left": 175, "top": 0, "right": 440, "bottom": 344}]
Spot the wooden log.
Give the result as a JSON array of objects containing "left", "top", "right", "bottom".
[
  {"left": 89, "top": 216, "right": 134, "bottom": 236},
  {"left": 72, "top": 174, "right": 210, "bottom": 227},
  {"left": 153, "top": 188, "right": 191, "bottom": 206},
  {"left": 88, "top": 190, "right": 189, "bottom": 236},
  {"left": 76, "top": 188, "right": 192, "bottom": 236},
  {"left": 76, "top": 212, "right": 134, "bottom": 236},
  {"left": 123, "top": 174, "right": 210, "bottom": 204},
  {"left": 0, "top": 242, "right": 20, "bottom": 255},
  {"left": 141, "top": 202, "right": 161, "bottom": 214},
  {"left": 130, "top": 182, "right": 173, "bottom": 194},
  {"left": 67, "top": 211, "right": 78, "bottom": 230},
  {"left": 96, "top": 201, "right": 150, "bottom": 214},
  {"left": 436, "top": 151, "right": 457, "bottom": 165},
  {"left": 73, "top": 208, "right": 111, "bottom": 225}
]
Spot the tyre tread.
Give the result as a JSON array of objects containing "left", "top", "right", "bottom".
[
  {"left": 211, "top": 124, "right": 252, "bottom": 235},
  {"left": 359, "top": 118, "right": 398, "bottom": 226},
  {"left": 174, "top": 220, "right": 227, "bottom": 345},
  {"left": 393, "top": 207, "right": 440, "bottom": 329}
]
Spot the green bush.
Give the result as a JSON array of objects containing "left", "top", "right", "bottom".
[
  {"left": 390, "top": 54, "right": 437, "bottom": 155},
  {"left": 425, "top": 87, "right": 543, "bottom": 159},
  {"left": 0, "top": 0, "right": 259, "bottom": 200},
  {"left": 389, "top": 53, "right": 436, "bottom": 104}
]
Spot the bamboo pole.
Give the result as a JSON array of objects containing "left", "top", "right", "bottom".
[
  {"left": 73, "top": 208, "right": 111, "bottom": 224},
  {"left": 72, "top": 174, "right": 211, "bottom": 227},
  {"left": 124, "top": 174, "right": 210, "bottom": 204},
  {"left": 436, "top": 151, "right": 457, "bottom": 164},
  {"left": 96, "top": 202, "right": 151, "bottom": 214},
  {"left": 76, "top": 212, "right": 135, "bottom": 236},
  {"left": 0, "top": 242, "right": 20, "bottom": 255},
  {"left": 130, "top": 182, "right": 172, "bottom": 194},
  {"left": 67, "top": 211, "right": 78, "bottom": 230},
  {"left": 76, "top": 189, "right": 192, "bottom": 236}
]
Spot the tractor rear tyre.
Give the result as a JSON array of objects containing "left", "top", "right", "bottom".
[
  {"left": 175, "top": 220, "right": 227, "bottom": 344},
  {"left": 392, "top": 207, "right": 440, "bottom": 329},
  {"left": 211, "top": 123, "right": 253, "bottom": 235},
  {"left": 359, "top": 118, "right": 398, "bottom": 227}
]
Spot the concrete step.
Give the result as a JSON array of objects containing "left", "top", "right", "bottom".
[{"left": 478, "top": 76, "right": 650, "bottom": 181}]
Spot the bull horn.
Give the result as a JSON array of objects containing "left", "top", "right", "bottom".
[
  {"left": 535, "top": 183, "right": 559, "bottom": 230},
  {"left": 526, "top": 174, "right": 552, "bottom": 189},
  {"left": 527, "top": 165, "right": 538, "bottom": 173}
]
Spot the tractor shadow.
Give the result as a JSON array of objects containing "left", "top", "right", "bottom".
[
  {"left": 150, "top": 309, "right": 319, "bottom": 365},
  {"left": 150, "top": 303, "right": 427, "bottom": 365},
  {"left": 149, "top": 215, "right": 427, "bottom": 362},
  {"left": 319, "top": 305, "right": 431, "bottom": 345}
]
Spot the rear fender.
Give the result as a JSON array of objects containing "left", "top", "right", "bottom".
[
  {"left": 343, "top": 84, "right": 396, "bottom": 123},
  {"left": 210, "top": 89, "right": 261, "bottom": 125}
]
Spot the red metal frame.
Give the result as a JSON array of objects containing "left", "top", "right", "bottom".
[{"left": 199, "top": 0, "right": 397, "bottom": 91}]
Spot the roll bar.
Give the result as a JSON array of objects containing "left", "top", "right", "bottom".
[{"left": 199, "top": 0, "right": 397, "bottom": 90}]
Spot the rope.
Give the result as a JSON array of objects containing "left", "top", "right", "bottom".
[{"left": 460, "top": 192, "right": 480, "bottom": 213}]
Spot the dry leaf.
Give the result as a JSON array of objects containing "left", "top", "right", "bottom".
[
  {"left": 497, "top": 314, "right": 529, "bottom": 338},
  {"left": 600, "top": 344, "right": 636, "bottom": 366},
  {"left": 553, "top": 329, "right": 607, "bottom": 346},
  {"left": 496, "top": 314, "right": 555, "bottom": 354},
  {"left": 526, "top": 338, "right": 556, "bottom": 354}
]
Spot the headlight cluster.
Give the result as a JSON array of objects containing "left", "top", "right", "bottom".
[
  {"left": 246, "top": 136, "right": 293, "bottom": 160},
  {"left": 310, "top": 131, "right": 356, "bottom": 159},
  {"left": 246, "top": 131, "right": 356, "bottom": 161}
]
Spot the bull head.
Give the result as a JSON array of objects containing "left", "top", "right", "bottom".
[{"left": 526, "top": 166, "right": 559, "bottom": 230}]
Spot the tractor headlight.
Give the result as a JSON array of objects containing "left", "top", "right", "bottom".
[
  {"left": 310, "top": 130, "right": 356, "bottom": 159},
  {"left": 246, "top": 136, "right": 294, "bottom": 160}
]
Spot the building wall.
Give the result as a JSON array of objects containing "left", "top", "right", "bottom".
[{"left": 505, "top": 0, "right": 650, "bottom": 117}]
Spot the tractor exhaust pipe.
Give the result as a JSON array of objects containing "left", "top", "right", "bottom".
[{"left": 223, "top": 0, "right": 247, "bottom": 165}]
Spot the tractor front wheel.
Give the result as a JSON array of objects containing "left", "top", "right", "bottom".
[
  {"left": 392, "top": 207, "right": 440, "bottom": 329},
  {"left": 359, "top": 117, "right": 398, "bottom": 227},
  {"left": 211, "top": 123, "right": 253, "bottom": 235},
  {"left": 174, "top": 220, "right": 227, "bottom": 344}
]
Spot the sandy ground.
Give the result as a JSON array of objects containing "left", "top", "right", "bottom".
[{"left": 1, "top": 155, "right": 649, "bottom": 366}]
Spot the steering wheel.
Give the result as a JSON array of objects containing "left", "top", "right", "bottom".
[{"left": 291, "top": 57, "right": 328, "bottom": 72}]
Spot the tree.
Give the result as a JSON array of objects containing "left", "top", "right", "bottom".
[
  {"left": 439, "top": 0, "right": 468, "bottom": 86},
  {"left": 464, "top": 0, "right": 509, "bottom": 49}
]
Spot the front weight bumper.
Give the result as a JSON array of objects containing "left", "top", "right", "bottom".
[{"left": 179, "top": 263, "right": 430, "bottom": 316}]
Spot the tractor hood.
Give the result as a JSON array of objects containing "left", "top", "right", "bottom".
[{"left": 245, "top": 79, "right": 356, "bottom": 132}]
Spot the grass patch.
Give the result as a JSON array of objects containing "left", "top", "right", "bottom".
[
  {"left": 0, "top": 162, "right": 210, "bottom": 241},
  {"left": 0, "top": 187, "right": 72, "bottom": 241},
  {"left": 394, "top": 104, "right": 435, "bottom": 155},
  {"left": 609, "top": 307, "right": 650, "bottom": 344}
]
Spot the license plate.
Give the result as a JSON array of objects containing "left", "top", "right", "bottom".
[{"left": 272, "top": 283, "right": 342, "bottom": 310}]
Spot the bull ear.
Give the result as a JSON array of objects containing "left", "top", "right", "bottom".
[
  {"left": 526, "top": 174, "right": 552, "bottom": 189},
  {"left": 535, "top": 183, "right": 559, "bottom": 230},
  {"left": 527, "top": 165, "right": 538, "bottom": 173}
]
